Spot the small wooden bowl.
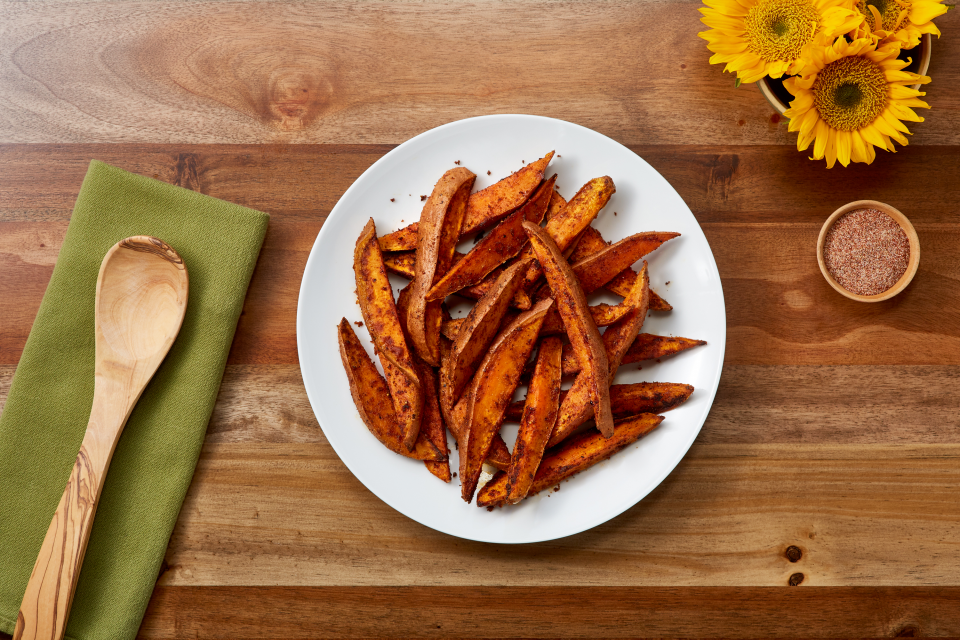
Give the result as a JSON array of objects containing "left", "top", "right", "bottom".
[{"left": 817, "top": 200, "right": 920, "bottom": 302}]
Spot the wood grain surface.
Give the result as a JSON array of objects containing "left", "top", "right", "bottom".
[
  {"left": 3, "top": 0, "right": 960, "bottom": 638},
  {"left": 1, "top": 2, "right": 958, "bottom": 146}
]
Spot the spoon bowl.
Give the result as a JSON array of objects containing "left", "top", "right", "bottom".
[{"left": 15, "top": 236, "right": 188, "bottom": 640}]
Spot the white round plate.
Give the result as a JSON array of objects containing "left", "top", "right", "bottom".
[{"left": 297, "top": 114, "right": 725, "bottom": 543}]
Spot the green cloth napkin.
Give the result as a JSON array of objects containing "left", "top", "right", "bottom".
[{"left": 0, "top": 161, "right": 269, "bottom": 640}]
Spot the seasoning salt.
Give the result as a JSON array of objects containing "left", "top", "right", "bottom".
[{"left": 823, "top": 208, "right": 910, "bottom": 296}]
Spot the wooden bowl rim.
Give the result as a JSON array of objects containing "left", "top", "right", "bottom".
[{"left": 816, "top": 200, "right": 920, "bottom": 302}]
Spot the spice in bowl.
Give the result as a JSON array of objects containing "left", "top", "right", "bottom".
[{"left": 822, "top": 208, "right": 910, "bottom": 296}]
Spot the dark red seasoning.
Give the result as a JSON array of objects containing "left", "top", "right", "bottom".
[{"left": 823, "top": 208, "right": 910, "bottom": 296}]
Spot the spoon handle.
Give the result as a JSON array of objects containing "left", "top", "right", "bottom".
[{"left": 14, "top": 378, "right": 131, "bottom": 640}]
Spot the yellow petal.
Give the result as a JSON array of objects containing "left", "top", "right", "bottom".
[
  {"left": 849, "top": 130, "right": 868, "bottom": 163},
  {"left": 859, "top": 122, "right": 887, "bottom": 149},
  {"left": 881, "top": 109, "right": 911, "bottom": 135},
  {"left": 836, "top": 130, "right": 852, "bottom": 167},
  {"left": 813, "top": 119, "right": 830, "bottom": 159},
  {"left": 910, "top": 0, "right": 948, "bottom": 24},
  {"left": 824, "top": 129, "right": 839, "bottom": 168}
]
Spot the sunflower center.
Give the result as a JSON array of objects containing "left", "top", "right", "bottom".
[
  {"left": 743, "top": 0, "right": 822, "bottom": 63},
  {"left": 813, "top": 56, "right": 888, "bottom": 131},
  {"left": 859, "top": 0, "right": 908, "bottom": 31}
]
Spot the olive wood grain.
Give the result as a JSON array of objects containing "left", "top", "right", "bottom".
[{"left": 13, "top": 237, "right": 188, "bottom": 640}]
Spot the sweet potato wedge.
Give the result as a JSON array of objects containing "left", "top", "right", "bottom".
[
  {"left": 572, "top": 231, "right": 680, "bottom": 294},
  {"left": 549, "top": 262, "right": 650, "bottom": 447},
  {"left": 445, "top": 379, "right": 513, "bottom": 471},
  {"left": 458, "top": 265, "right": 532, "bottom": 310},
  {"left": 544, "top": 190, "right": 566, "bottom": 222},
  {"left": 523, "top": 221, "right": 613, "bottom": 437},
  {"left": 505, "top": 336, "right": 562, "bottom": 504},
  {"left": 397, "top": 289, "right": 449, "bottom": 480},
  {"left": 504, "top": 382, "right": 693, "bottom": 422},
  {"left": 559, "top": 333, "right": 708, "bottom": 375},
  {"left": 459, "top": 297, "right": 553, "bottom": 502},
  {"left": 354, "top": 218, "right": 423, "bottom": 450},
  {"left": 407, "top": 167, "right": 476, "bottom": 365},
  {"left": 337, "top": 319, "right": 442, "bottom": 461},
  {"left": 415, "top": 359, "right": 452, "bottom": 482},
  {"left": 440, "top": 259, "right": 530, "bottom": 411},
  {"left": 461, "top": 152, "right": 554, "bottom": 237},
  {"left": 382, "top": 250, "right": 418, "bottom": 278},
  {"left": 427, "top": 175, "right": 555, "bottom": 301},
  {"left": 384, "top": 251, "right": 530, "bottom": 310},
  {"left": 476, "top": 414, "right": 664, "bottom": 507},
  {"left": 378, "top": 223, "right": 420, "bottom": 252},
  {"left": 518, "top": 177, "right": 616, "bottom": 291},
  {"left": 569, "top": 226, "right": 672, "bottom": 311},
  {"left": 539, "top": 302, "right": 632, "bottom": 335}
]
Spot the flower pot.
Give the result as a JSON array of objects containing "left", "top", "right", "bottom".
[{"left": 757, "top": 33, "right": 933, "bottom": 115}]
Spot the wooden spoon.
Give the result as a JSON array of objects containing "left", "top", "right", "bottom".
[{"left": 14, "top": 236, "right": 189, "bottom": 640}]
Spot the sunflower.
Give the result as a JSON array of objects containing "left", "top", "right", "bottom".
[
  {"left": 783, "top": 35, "right": 931, "bottom": 167},
  {"left": 699, "top": 0, "right": 863, "bottom": 83},
  {"left": 856, "top": 0, "right": 948, "bottom": 48}
]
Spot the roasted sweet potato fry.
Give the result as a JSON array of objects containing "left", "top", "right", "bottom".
[
  {"left": 523, "top": 221, "right": 613, "bottom": 437},
  {"left": 407, "top": 168, "right": 476, "bottom": 365},
  {"left": 382, "top": 250, "right": 417, "bottom": 278},
  {"left": 461, "top": 152, "right": 554, "bottom": 236},
  {"left": 518, "top": 177, "right": 616, "bottom": 291},
  {"left": 505, "top": 336, "right": 562, "bottom": 504},
  {"left": 569, "top": 226, "right": 672, "bottom": 310},
  {"left": 378, "top": 223, "right": 420, "bottom": 252},
  {"left": 354, "top": 218, "right": 423, "bottom": 450},
  {"left": 416, "top": 360, "right": 451, "bottom": 482},
  {"left": 460, "top": 297, "right": 553, "bottom": 502},
  {"left": 539, "top": 302, "right": 632, "bottom": 335},
  {"left": 477, "top": 414, "right": 664, "bottom": 507},
  {"left": 440, "top": 259, "right": 530, "bottom": 411},
  {"left": 549, "top": 263, "right": 650, "bottom": 447},
  {"left": 337, "top": 319, "right": 442, "bottom": 461},
  {"left": 384, "top": 251, "right": 530, "bottom": 310},
  {"left": 559, "top": 333, "right": 708, "bottom": 375},
  {"left": 427, "top": 175, "right": 555, "bottom": 301},
  {"left": 544, "top": 191, "right": 566, "bottom": 221},
  {"left": 572, "top": 231, "right": 680, "bottom": 294},
  {"left": 445, "top": 380, "right": 513, "bottom": 471},
  {"left": 504, "top": 382, "right": 693, "bottom": 422}
]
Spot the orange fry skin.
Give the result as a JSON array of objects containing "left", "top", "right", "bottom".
[
  {"left": 378, "top": 223, "right": 420, "bottom": 252},
  {"left": 518, "top": 176, "right": 616, "bottom": 291},
  {"left": 570, "top": 226, "right": 672, "bottom": 311},
  {"left": 354, "top": 218, "right": 423, "bottom": 450},
  {"left": 460, "top": 298, "right": 553, "bottom": 503},
  {"left": 416, "top": 360, "right": 452, "bottom": 482},
  {"left": 477, "top": 414, "right": 664, "bottom": 507},
  {"left": 523, "top": 220, "right": 613, "bottom": 437},
  {"left": 549, "top": 262, "right": 650, "bottom": 447},
  {"left": 337, "top": 319, "right": 442, "bottom": 461},
  {"left": 461, "top": 152, "right": 554, "bottom": 237},
  {"left": 440, "top": 259, "right": 530, "bottom": 412},
  {"left": 407, "top": 167, "right": 476, "bottom": 366},
  {"left": 560, "top": 333, "right": 708, "bottom": 375},
  {"left": 505, "top": 336, "right": 563, "bottom": 504},
  {"left": 383, "top": 251, "right": 530, "bottom": 310},
  {"left": 504, "top": 382, "right": 694, "bottom": 422},
  {"left": 427, "top": 175, "right": 555, "bottom": 301},
  {"left": 572, "top": 232, "right": 680, "bottom": 294}
]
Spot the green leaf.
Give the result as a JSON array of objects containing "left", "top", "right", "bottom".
[{"left": 735, "top": 77, "right": 742, "bottom": 88}]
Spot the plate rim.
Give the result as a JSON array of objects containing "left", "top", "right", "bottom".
[{"left": 296, "top": 113, "right": 727, "bottom": 544}]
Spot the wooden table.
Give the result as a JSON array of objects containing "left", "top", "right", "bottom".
[{"left": 3, "top": 2, "right": 960, "bottom": 638}]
